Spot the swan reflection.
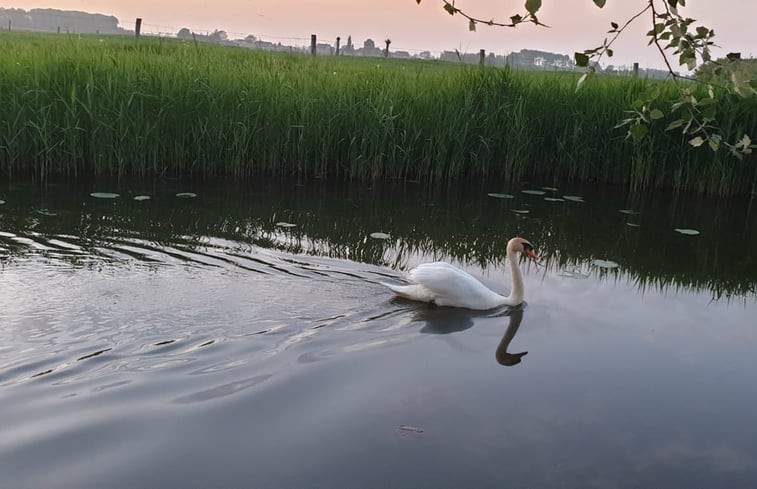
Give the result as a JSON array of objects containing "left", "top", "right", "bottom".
[{"left": 409, "top": 303, "right": 529, "bottom": 367}]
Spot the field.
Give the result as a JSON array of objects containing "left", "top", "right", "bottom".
[{"left": 0, "top": 31, "right": 755, "bottom": 195}]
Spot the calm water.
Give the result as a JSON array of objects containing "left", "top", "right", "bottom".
[{"left": 1, "top": 179, "right": 756, "bottom": 489}]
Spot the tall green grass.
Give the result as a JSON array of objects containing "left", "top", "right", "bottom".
[{"left": 0, "top": 31, "right": 755, "bottom": 195}]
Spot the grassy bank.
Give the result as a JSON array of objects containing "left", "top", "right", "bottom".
[{"left": 0, "top": 31, "right": 755, "bottom": 194}]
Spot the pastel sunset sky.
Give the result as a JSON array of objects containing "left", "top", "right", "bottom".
[{"left": 2, "top": 0, "right": 755, "bottom": 69}]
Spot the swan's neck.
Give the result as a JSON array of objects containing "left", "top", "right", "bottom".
[{"left": 505, "top": 252, "right": 525, "bottom": 306}]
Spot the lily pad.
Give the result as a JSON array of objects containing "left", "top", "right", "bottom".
[
  {"left": 544, "top": 197, "right": 565, "bottom": 202},
  {"left": 370, "top": 232, "right": 390, "bottom": 239},
  {"left": 626, "top": 222, "right": 640, "bottom": 228},
  {"left": 176, "top": 192, "right": 197, "bottom": 198},
  {"left": 559, "top": 268, "right": 590, "bottom": 279},
  {"left": 512, "top": 209, "right": 530, "bottom": 214},
  {"left": 563, "top": 195, "right": 585, "bottom": 202},
  {"left": 90, "top": 192, "right": 120, "bottom": 199},
  {"left": 521, "top": 190, "right": 546, "bottom": 196},
  {"left": 541, "top": 187, "right": 558, "bottom": 191},
  {"left": 276, "top": 222, "right": 297, "bottom": 228},
  {"left": 592, "top": 259, "right": 619, "bottom": 269},
  {"left": 133, "top": 195, "right": 151, "bottom": 201},
  {"left": 619, "top": 209, "right": 640, "bottom": 215},
  {"left": 674, "top": 228, "right": 700, "bottom": 235},
  {"left": 487, "top": 193, "right": 514, "bottom": 199}
]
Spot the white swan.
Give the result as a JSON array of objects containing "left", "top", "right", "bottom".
[{"left": 382, "top": 237, "right": 536, "bottom": 310}]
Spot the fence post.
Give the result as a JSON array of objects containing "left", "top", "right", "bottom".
[
  {"left": 135, "top": 18, "right": 142, "bottom": 38},
  {"left": 633, "top": 62, "right": 639, "bottom": 78},
  {"left": 480, "top": 49, "right": 486, "bottom": 66},
  {"left": 336, "top": 37, "right": 340, "bottom": 56},
  {"left": 57, "top": 26, "right": 60, "bottom": 34},
  {"left": 311, "top": 34, "right": 316, "bottom": 56}
]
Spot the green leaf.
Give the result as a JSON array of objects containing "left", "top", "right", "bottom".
[
  {"left": 674, "top": 228, "right": 700, "bottom": 235},
  {"left": 628, "top": 123, "right": 649, "bottom": 141},
  {"left": 443, "top": 3, "right": 457, "bottom": 15},
  {"left": 592, "top": 259, "right": 619, "bottom": 269},
  {"left": 688, "top": 136, "right": 704, "bottom": 147},
  {"left": 276, "top": 222, "right": 297, "bottom": 228},
  {"left": 370, "top": 232, "right": 390, "bottom": 239},
  {"left": 650, "top": 109, "right": 664, "bottom": 120},
  {"left": 521, "top": 189, "right": 546, "bottom": 195},
  {"left": 468, "top": 19, "right": 476, "bottom": 31},
  {"left": 510, "top": 14, "right": 522, "bottom": 24},
  {"left": 525, "top": 0, "right": 542, "bottom": 15},
  {"left": 574, "top": 52, "right": 590, "bottom": 67},
  {"left": 487, "top": 193, "right": 515, "bottom": 199},
  {"left": 544, "top": 197, "right": 565, "bottom": 202},
  {"left": 593, "top": 0, "right": 606, "bottom": 7},
  {"left": 576, "top": 73, "right": 588, "bottom": 91},
  {"left": 90, "top": 192, "right": 120, "bottom": 199},
  {"left": 619, "top": 209, "right": 640, "bottom": 215},
  {"left": 610, "top": 21, "right": 619, "bottom": 29},
  {"left": 512, "top": 209, "right": 530, "bottom": 214},
  {"left": 563, "top": 195, "right": 585, "bottom": 202},
  {"left": 133, "top": 195, "right": 151, "bottom": 201},
  {"left": 176, "top": 192, "right": 197, "bottom": 198},
  {"left": 0, "top": 200, "right": 5, "bottom": 205}
]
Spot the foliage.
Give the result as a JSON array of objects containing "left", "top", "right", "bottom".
[
  {"left": 418, "top": 0, "right": 756, "bottom": 160},
  {"left": 0, "top": 32, "right": 755, "bottom": 195}
]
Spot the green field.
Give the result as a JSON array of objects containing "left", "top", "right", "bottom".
[{"left": 1, "top": 31, "right": 755, "bottom": 195}]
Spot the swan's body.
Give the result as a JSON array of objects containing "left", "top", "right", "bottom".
[{"left": 383, "top": 237, "right": 536, "bottom": 310}]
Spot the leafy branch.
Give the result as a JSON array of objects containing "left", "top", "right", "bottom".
[{"left": 419, "top": 0, "right": 755, "bottom": 159}]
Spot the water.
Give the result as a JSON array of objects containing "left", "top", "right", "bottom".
[{"left": 1, "top": 180, "right": 756, "bottom": 488}]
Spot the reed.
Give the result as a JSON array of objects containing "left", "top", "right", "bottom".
[{"left": 0, "top": 31, "right": 755, "bottom": 195}]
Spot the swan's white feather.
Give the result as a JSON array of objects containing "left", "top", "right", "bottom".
[{"left": 389, "top": 261, "right": 509, "bottom": 310}]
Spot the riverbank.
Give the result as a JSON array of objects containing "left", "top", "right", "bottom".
[{"left": 1, "top": 31, "right": 755, "bottom": 195}]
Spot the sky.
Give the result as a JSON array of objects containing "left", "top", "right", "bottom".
[{"left": 2, "top": 0, "right": 755, "bottom": 70}]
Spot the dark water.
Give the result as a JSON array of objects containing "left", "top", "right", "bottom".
[{"left": 1, "top": 179, "right": 756, "bottom": 489}]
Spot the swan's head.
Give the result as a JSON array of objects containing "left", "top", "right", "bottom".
[{"left": 507, "top": 237, "right": 537, "bottom": 260}]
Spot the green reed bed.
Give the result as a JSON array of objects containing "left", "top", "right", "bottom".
[{"left": 0, "top": 31, "right": 755, "bottom": 194}]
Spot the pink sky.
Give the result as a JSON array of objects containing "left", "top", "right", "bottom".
[{"left": 2, "top": 0, "right": 754, "bottom": 69}]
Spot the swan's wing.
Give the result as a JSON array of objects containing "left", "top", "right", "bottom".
[{"left": 409, "top": 262, "right": 500, "bottom": 308}]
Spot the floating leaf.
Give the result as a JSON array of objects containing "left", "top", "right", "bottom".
[
  {"left": 560, "top": 268, "right": 590, "bottom": 279},
  {"left": 563, "top": 195, "right": 585, "bottom": 202},
  {"left": 0, "top": 200, "right": 5, "bottom": 205},
  {"left": 619, "top": 209, "right": 640, "bottom": 215},
  {"left": 276, "top": 222, "right": 297, "bottom": 228},
  {"left": 370, "top": 232, "right": 390, "bottom": 239},
  {"left": 626, "top": 222, "right": 640, "bottom": 228},
  {"left": 90, "top": 192, "right": 119, "bottom": 199},
  {"left": 176, "top": 192, "right": 197, "bottom": 198},
  {"left": 592, "top": 259, "right": 619, "bottom": 269},
  {"left": 133, "top": 195, "right": 151, "bottom": 201},
  {"left": 512, "top": 209, "right": 530, "bottom": 214},
  {"left": 544, "top": 197, "right": 565, "bottom": 202},
  {"left": 521, "top": 190, "right": 546, "bottom": 196},
  {"left": 541, "top": 187, "right": 558, "bottom": 191},
  {"left": 487, "top": 193, "right": 514, "bottom": 199},
  {"left": 674, "top": 228, "right": 700, "bottom": 235},
  {"left": 36, "top": 209, "right": 57, "bottom": 216}
]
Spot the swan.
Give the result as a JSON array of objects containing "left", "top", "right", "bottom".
[{"left": 382, "top": 237, "right": 536, "bottom": 310}]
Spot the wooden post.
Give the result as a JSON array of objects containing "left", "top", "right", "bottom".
[
  {"left": 311, "top": 34, "right": 316, "bottom": 56},
  {"left": 480, "top": 49, "right": 486, "bottom": 66},
  {"left": 384, "top": 39, "right": 391, "bottom": 58},
  {"left": 57, "top": 26, "right": 60, "bottom": 34},
  {"left": 336, "top": 37, "right": 341, "bottom": 56},
  {"left": 633, "top": 62, "right": 639, "bottom": 78},
  {"left": 135, "top": 18, "right": 142, "bottom": 38}
]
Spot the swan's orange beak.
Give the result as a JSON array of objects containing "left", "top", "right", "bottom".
[{"left": 524, "top": 249, "right": 537, "bottom": 260}]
